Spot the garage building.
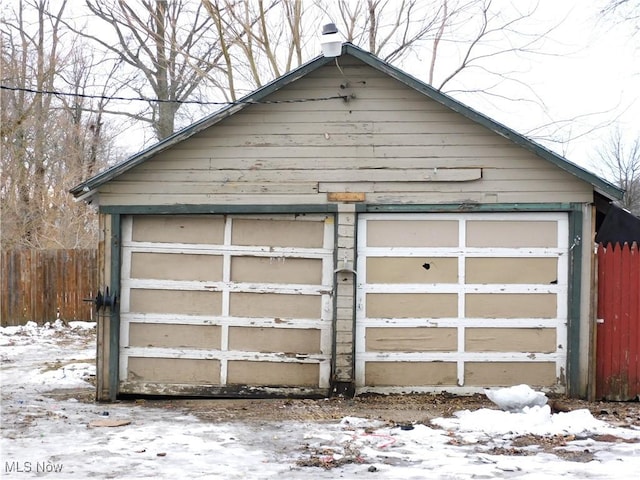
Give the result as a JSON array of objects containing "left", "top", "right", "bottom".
[{"left": 71, "top": 43, "right": 623, "bottom": 401}]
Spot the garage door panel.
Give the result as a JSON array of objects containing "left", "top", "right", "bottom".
[
  {"left": 466, "top": 220, "right": 557, "bottom": 247},
  {"left": 127, "top": 357, "right": 221, "bottom": 384},
  {"left": 465, "top": 293, "right": 557, "bottom": 319},
  {"left": 357, "top": 212, "right": 568, "bottom": 394},
  {"left": 232, "top": 218, "right": 324, "bottom": 247},
  {"left": 466, "top": 257, "right": 557, "bottom": 284},
  {"left": 367, "top": 293, "right": 458, "bottom": 318},
  {"left": 229, "top": 292, "right": 321, "bottom": 318},
  {"left": 465, "top": 328, "right": 556, "bottom": 353},
  {"left": 129, "top": 324, "right": 221, "bottom": 349},
  {"left": 366, "top": 257, "right": 458, "bottom": 283},
  {"left": 367, "top": 220, "right": 458, "bottom": 247},
  {"left": 231, "top": 257, "right": 322, "bottom": 284},
  {"left": 365, "top": 362, "right": 458, "bottom": 386},
  {"left": 131, "top": 252, "right": 223, "bottom": 281},
  {"left": 365, "top": 327, "right": 457, "bottom": 352},
  {"left": 228, "top": 327, "right": 321, "bottom": 353},
  {"left": 132, "top": 215, "right": 225, "bottom": 244},
  {"left": 129, "top": 289, "right": 222, "bottom": 315},
  {"left": 120, "top": 214, "right": 334, "bottom": 395},
  {"left": 465, "top": 362, "right": 557, "bottom": 386},
  {"left": 227, "top": 361, "right": 319, "bottom": 386}
]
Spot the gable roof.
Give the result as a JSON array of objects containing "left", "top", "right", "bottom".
[{"left": 70, "top": 43, "right": 623, "bottom": 201}]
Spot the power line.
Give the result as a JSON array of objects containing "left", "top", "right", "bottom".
[{"left": 0, "top": 85, "right": 349, "bottom": 105}]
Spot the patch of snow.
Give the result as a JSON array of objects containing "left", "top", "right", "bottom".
[
  {"left": 484, "top": 383, "right": 548, "bottom": 412},
  {"left": 339, "top": 416, "right": 386, "bottom": 429},
  {"left": 431, "top": 404, "right": 636, "bottom": 440},
  {"left": 68, "top": 321, "right": 96, "bottom": 330}
]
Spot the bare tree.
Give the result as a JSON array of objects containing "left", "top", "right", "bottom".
[
  {"left": 199, "top": 0, "right": 562, "bottom": 110},
  {"left": 59, "top": 0, "right": 227, "bottom": 140},
  {"left": 596, "top": 128, "right": 640, "bottom": 215},
  {"left": 201, "top": 0, "right": 318, "bottom": 101},
  {"left": 2, "top": 0, "right": 66, "bottom": 248},
  {"left": 1, "top": 0, "right": 116, "bottom": 249},
  {"left": 601, "top": 0, "right": 640, "bottom": 36},
  {"left": 336, "top": 0, "right": 444, "bottom": 65}
]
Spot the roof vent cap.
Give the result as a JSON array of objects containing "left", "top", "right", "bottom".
[{"left": 320, "top": 23, "right": 342, "bottom": 58}]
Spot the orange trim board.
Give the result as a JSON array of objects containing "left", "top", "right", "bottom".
[{"left": 327, "top": 192, "right": 366, "bottom": 202}]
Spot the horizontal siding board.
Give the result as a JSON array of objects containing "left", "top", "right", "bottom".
[
  {"left": 268, "top": 91, "right": 458, "bottom": 107},
  {"left": 138, "top": 157, "right": 547, "bottom": 171},
  {"left": 482, "top": 167, "right": 587, "bottom": 181},
  {"left": 221, "top": 110, "right": 474, "bottom": 124},
  {"left": 242, "top": 100, "right": 435, "bottom": 113},
  {"left": 115, "top": 168, "right": 482, "bottom": 184},
  {"left": 162, "top": 133, "right": 507, "bottom": 148},
  {"left": 98, "top": 193, "right": 329, "bottom": 206},
  {"left": 210, "top": 121, "right": 376, "bottom": 135},
  {"left": 135, "top": 144, "right": 535, "bottom": 159},
  {"left": 366, "top": 191, "right": 592, "bottom": 204},
  {"left": 101, "top": 181, "right": 319, "bottom": 195},
  {"left": 206, "top": 120, "right": 490, "bottom": 135},
  {"left": 318, "top": 179, "right": 587, "bottom": 194}
]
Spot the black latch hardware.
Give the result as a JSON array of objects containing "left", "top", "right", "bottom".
[{"left": 84, "top": 287, "right": 117, "bottom": 312}]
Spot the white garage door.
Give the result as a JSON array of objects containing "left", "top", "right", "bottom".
[
  {"left": 355, "top": 212, "right": 569, "bottom": 394},
  {"left": 118, "top": 214, "right": 335, "bottom": 396}
]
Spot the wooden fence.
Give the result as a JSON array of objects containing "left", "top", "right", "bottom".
[
  {"left": 1, "top": 249, "right": 97, "bottom": 326},
  {"left": 596, "top": 242, "right": 640, "bottom": 401}
]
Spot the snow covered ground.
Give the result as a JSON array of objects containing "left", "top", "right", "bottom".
[{"left": 1, "top": 321, "right": 640, "bottom": 479}]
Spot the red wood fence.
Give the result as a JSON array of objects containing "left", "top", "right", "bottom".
[
  {"left": 1, "top": 249, "right": 97, "bottom": 326},
  {"left": 596, "top": 242, "right": 640, "bottom": 401}
]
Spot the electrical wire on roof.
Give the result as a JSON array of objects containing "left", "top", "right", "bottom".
[{"left": 0, "top": 85, "right": 350, "bottom": 105}]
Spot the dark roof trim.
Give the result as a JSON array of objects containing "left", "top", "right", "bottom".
[
  {"left": 71, "top": 43, "right": 623, "bottom": 200},
  {"left": 98, "top": 201, "right": 582, "bottom": 215},
  {"left": 99, "top": 204, "right": 340, "bottom": 215}
]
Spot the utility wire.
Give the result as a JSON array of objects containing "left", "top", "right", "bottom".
[{"left": 0, "top": 85, "right": 349, "bottom": 105}]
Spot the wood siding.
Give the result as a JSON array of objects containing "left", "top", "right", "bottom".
[{"left": 97, "top": 57, "right": 592, "bottom": 206}]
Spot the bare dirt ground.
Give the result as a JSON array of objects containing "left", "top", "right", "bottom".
[
  {"left": 51, "top": 387, "right": 640, "bottom": 429},
  {"left": 141, "top": 393, "right": 640, "bottom": 427}
]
